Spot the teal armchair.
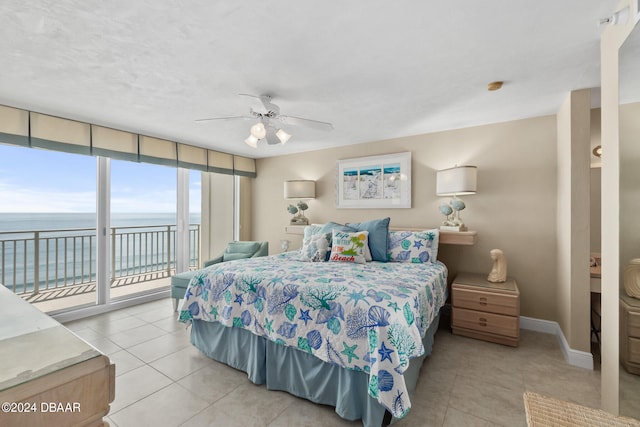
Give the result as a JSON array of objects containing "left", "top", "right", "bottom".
[
  {"left": 203, "top": 241, "right": 269, "bottom": 267},
  {"left": 171, "top": 240, "right": 269, "bottom": 311}
]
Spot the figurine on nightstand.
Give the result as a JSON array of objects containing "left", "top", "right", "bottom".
[
  {"left": 624, "top": 259, "right": 640, "bottom": 299},
  {"left": 488, "top": 249, "right": 507, "bottom": 283}
]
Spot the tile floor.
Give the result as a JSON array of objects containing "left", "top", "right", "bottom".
[{"left": 64, "top": 299, "right": 601, "bottom": 427}]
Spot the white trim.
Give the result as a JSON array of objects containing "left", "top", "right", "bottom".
[
  {"left": 96, "top": 156, "right": 110, "bottom": 306},
  {"left": 234, "top": 175, "right": 240, "bottom": 241},
  {"left": 176, "top": 167, "right": 190, "bottom": 273},
  {"left": 51, "top": 290, "right": 170, "bottom": 323},
  {"left": 520, "top": 316, "right": 594, "bottom": 370},
  {"left": 519, "top": 316, "right": 558, "bottom": 334}
]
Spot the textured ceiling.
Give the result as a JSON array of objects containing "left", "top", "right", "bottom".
[{"left": 0, "top": 1, "right": 623, "bottom": 159}]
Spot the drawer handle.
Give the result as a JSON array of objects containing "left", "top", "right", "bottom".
[
  {"left": 478, "top": 317, "right": 487, "bottom": 327},
  {"left": 478, "top": 297, "right": 488, "bottom": 306}
]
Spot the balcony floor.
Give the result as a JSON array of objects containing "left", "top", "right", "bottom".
[{"left": 22, "top": 272, "right": 172, "bottom": 313}]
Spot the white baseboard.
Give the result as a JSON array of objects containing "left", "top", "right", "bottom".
[{"left": 520, "top": 316, "right": 594, "bottom": 370}]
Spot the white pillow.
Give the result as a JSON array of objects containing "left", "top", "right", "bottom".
[{"left": 298, "top": 230, "right": 332, "bottom": 262}]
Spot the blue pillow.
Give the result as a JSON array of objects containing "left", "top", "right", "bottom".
[
  {"left": 346, "top": 217, "right": 390, "bottom": 262},
  {"left": 319, "top": 221, "right": 355, "bottom": 234}
]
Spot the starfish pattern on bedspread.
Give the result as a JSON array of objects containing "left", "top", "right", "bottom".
[{"left": 179, "top": 252, "right": 447, "bottom": 419}]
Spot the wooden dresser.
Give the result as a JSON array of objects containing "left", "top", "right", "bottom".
[
  {"left": 0, "top": 285, "right": 115, "bottom": 427},
  {"left": 620, "top": 292, "right": 640, "bottom": 374},
  {"left": 451, "top": 272, "right": 520, "bottom": 347}
]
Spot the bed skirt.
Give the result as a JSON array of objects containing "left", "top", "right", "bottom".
[{"left": 190, "top": 313, "right": 441, "bottom": 427}]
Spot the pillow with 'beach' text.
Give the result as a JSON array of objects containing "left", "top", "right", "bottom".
[{"left": 329, "top": 230, "right": 368, "bottom": 264}]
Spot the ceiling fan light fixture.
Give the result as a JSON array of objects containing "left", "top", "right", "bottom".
[
  {"left": 276, "top": 129, "right": 291, "bottom": 144},
  {"left": 250, "top": 122, "right": 266, "bottom": 139},
  {"left": 197, "top": 94, "right": 333, "bottom": 148},
  {"left": 245, "top": 135, "right": 258, "bottom": 148}
]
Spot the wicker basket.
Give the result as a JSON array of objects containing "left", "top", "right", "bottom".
[{"left": 524, "top": 391, "right": 640, "bottom": 427}]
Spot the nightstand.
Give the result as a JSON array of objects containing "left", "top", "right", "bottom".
[
  {"left": 620, "top": 293, "right": 640, "bottom": 374},
  {"left": 451, "top": 272, "right": 520, "bottom": 347}
]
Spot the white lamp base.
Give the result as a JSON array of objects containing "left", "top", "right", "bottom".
[
  {"left": 290, "top": 217, "right": 309, "bottom": 225},
  {"left": 440, "top": 225, "right": 468, "bottom": 232}
]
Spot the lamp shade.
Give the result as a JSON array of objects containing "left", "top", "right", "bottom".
[
  {"left": 276, "top": 129, "right": 291, "bottom": 144},
  {"left": 250, "top": 122, "right": 266, "bottom": 139},
  {"left": 436, "top": 166, "right": 477, "bottom": 196},
  {"left": 284, "top": 180, "right": 315, "bottom": 199},
  {"left": 244, "top": 135, "right": 258, "bottom": 148}
]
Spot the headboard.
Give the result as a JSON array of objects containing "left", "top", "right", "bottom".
[{"left": 284, "top": 225, "right": 477, "bottom": 245}]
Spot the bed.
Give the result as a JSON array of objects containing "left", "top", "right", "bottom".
[{"left": 179, "top": 223, "right": 448, "bottom": 426}]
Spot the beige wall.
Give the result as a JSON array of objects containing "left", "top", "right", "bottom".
[
  {"left": 239, "top": 176, "right": 252, "bottom": 241},
  {"left": 591, "top": 168, "right": 602, "bottom": 253},
  {"left": 556, "top": 89, "right": 592, "bottom": 353},
  {"left": 591, "top": 109, "right": 602, "bottom": 255},
  {"left": 201, "top": 172, "right": 235, "bottom": 264},
  {"left": 253, "top": 115, "right": 558, "bottom": 320},
  {"left": 619, "top": 102, "right": 640, "bottom": 281}
]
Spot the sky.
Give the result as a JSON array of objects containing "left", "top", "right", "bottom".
[{"left": 0, "top": 143, "right": 201, "bottom": 213}]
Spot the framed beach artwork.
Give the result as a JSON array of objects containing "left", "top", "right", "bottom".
[{"left": 336, "top": 152, "right": 411, "bottom": 208}]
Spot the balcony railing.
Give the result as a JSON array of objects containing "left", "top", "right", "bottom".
[{"left": 0, "top": 224, "right": 200, "bottom": 298}]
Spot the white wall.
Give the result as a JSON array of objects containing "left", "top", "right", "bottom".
[{"left": 600, "top": 1, "right": 636, "bottom": 411}]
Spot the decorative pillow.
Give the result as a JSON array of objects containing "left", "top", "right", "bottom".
[
  {"left": 387, "top": 229, "right": 440, "bottom": 263},
  {"left": 346, "top": 217, "right": 390, "bottom": 262},
  {"left": 318, "top": 221, "right": 373, "bottom": 261},
  {"left": 302, "top": 224, "right": 324, "bottom": 242},
  {"left": 298, "top": 230, "right": 332, "bottom": 262},
  {"left": 329, "top": 230, "right": 369, "bottom": 264},
  {"left": 223, "top": 252, "right": 253, "bottom": 262}
]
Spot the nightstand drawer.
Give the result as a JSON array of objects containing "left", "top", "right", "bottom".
[
  {"left": 452, "top": 307, "right": 519, "bottom": 338},
  {"left": 629, "top": 337, "right": 640, "bottom": 363},
  {"left": 626, "top": 310, "right": 640, "bottom": 338},
  {"left": 452, "top": 286, "right": 519, "bottom": 316}
]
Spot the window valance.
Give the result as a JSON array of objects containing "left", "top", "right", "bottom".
[{"left": 0, "top": 105, "right": 256, "bottom": 178}]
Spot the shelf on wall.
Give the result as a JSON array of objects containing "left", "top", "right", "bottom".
[{"left": 284, "top": 225, "right": 305, "bottom": 235}]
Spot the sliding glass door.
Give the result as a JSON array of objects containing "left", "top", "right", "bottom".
[
  {"left": 109, "top": 159, "right": 177, "bottom": 301},
  {"left": 0, "top": 143, "right": 97, "bottom": 313},
  {"left": 0, "top": 142, "right": 211, "bottom": 315}
]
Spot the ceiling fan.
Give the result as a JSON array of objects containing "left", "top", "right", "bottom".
[{"left": 196, "top": 94, "right": 333, "bottom": 147}]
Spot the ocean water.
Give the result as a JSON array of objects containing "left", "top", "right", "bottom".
[
  {"left": 0, "top": 212, "right": 201, "bottom": 233},
  {"left": 0, "top": 212, "right": 201, "bottom": 292}
]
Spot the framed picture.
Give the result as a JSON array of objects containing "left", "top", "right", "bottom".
[{"left": 336, "top": 152, "right": 411, "bottom": 208}]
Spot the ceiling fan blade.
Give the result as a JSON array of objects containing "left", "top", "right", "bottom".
[
  {"left": 239, "top": 93, "right": 280, "bottom": 115},
  {"left": 195, "top": 115, "right": 253, "bottom": 123},
  {"left": 277, "top": 115, "right": 334, "bottom": 132}
]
